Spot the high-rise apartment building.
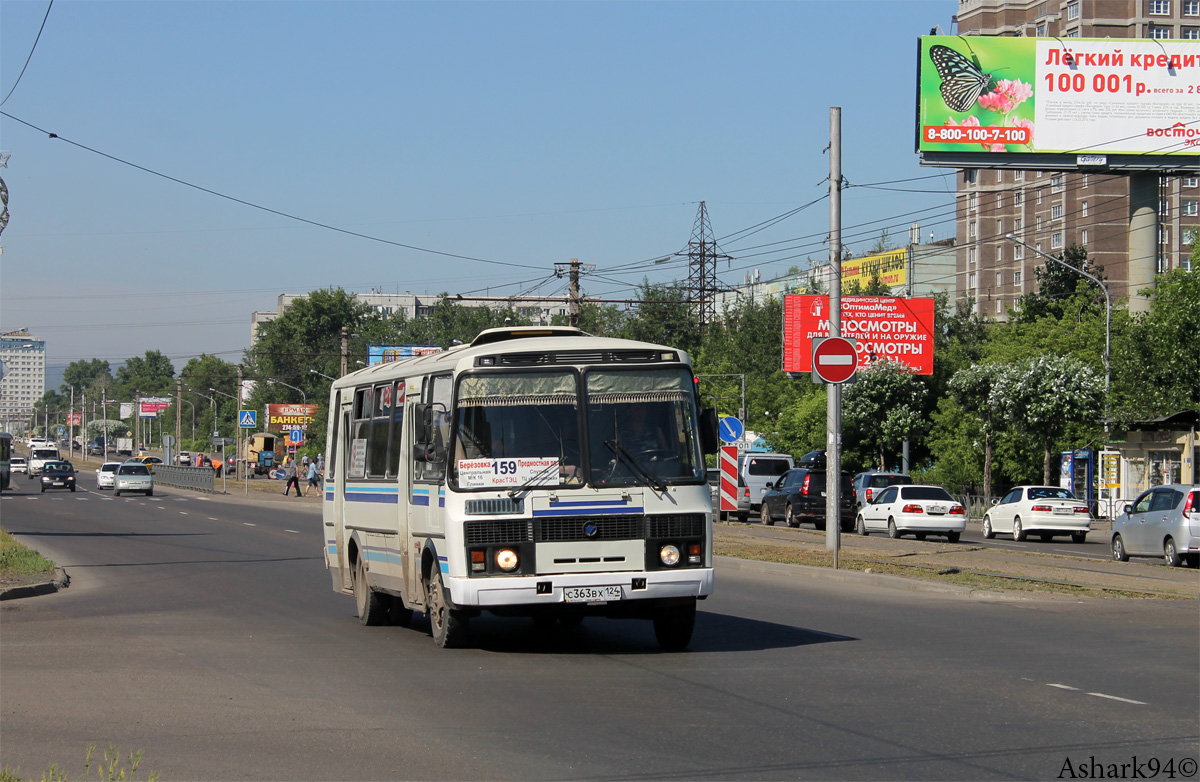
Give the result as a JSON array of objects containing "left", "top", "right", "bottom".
[
  {"left": 0, "top": 329, "right": 46, "bottom": 431},
  {"left": 955, "top": 0, "right": 1198, "bottom": 319}
]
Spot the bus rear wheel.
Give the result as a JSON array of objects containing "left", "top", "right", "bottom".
[
  {"left": 427, "top": 570, "right": 469, "bottom": 648},
  {"left": 653, "top": 599, "right": 696, "bottom": 651}
]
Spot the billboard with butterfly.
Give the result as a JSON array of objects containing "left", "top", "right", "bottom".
[{"left": 917, "top": 36, "right": 1200, "bottom": 167}]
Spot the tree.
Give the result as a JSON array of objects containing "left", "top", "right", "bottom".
[
  {"left": 1110, "top": 267, "right": 1200, "bottom": 424},
  {"left": 622, "top": 280, "right": 699, "bottom": 356},
  {"left": 114, "top": 351, "right": 176, "bottom": 397},
  {"left": 947, "top": 362, "right": 1006, "bottom": 502},
  {"left": 843, "top": 360, "right": 929, "bottom": 470},
  {"left": 62, "top": 359, "right": 112, "bottom": 396},
  {"left": 1014, "top": 244, "right": 1105, "bottom": 323},
  {"left": 990, "top": 354, "right": 1104, "bottom": 484}
]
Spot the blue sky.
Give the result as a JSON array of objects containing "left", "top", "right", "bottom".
[{"left": 0, "top": 0, "right": 958, "bottom": 381}]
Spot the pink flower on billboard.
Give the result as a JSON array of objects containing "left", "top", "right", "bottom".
[{"left": 977, "top": 79, "right": 1033, "bottom": 115}]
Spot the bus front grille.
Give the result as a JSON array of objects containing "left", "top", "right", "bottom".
[
  {"left": 537, "top": 515, "right": 644, "bottom": 542},
  {"left": 465, "top": 519, "right": 534, "bottom": 545},
  {"left": 646, "top": 513, "right": 705, "bottom": 538}
]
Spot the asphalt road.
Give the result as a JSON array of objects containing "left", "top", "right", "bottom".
[{"left": 2, "top": 483, "right": 1197, "bottom": 781}]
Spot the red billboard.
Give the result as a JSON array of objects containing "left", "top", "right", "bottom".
[
  {"left": 784, "top": 296, "right": 936, "bottom": 376},
  {"left": 266, "top": 404, "right": 319, "bottom": 430}
]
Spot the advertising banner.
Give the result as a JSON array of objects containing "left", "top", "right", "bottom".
[
  {"left": 120, "top": 402, "right": 134, "bottom": 419},
  {"left": 783, "top": 296, "right": 936, "bottom": 375},
  {"left": 842, "top": 249, "right": 906, "bottom": 292},
  {"left": 266, "top": 404, "right": 319, "bottom": 446},
  {"left": 66, "top": 413, "right": 82, "bottom": 426},
  {"left": 139, "top": 397, "right": 171, "bottom": 418},
  {"left": 917, "top": 36, "right": 1200, "bottom": 157},
  {"left": 368, "top": 344, "right": 442, "bottom": 366}
]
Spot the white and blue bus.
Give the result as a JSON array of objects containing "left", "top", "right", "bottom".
[
  {"left": 323, "top": 327, "right": 720, "bottom": 649},
  {"left": 0, "top": 432, "right": 11, "bottom": 491}
]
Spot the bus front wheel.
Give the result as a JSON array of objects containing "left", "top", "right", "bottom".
[
  {"left": 653, "top": 599, "right": 696, "bottom": 651},
  {"left": 355, "top": 557, "right": 388, "bottom": 626},
  {"left": 426, "top": 570, "right": 469, "bottom": 649}
]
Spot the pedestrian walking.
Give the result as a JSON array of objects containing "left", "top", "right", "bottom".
[
  {"left": 282, "top": 458, "right": 301, "bottom": 497},
  {"left": 316, "top": 453, "right": 324, "bottom": 472},
  {"left": 303, "top": 459, "right": 320, "bottom": 497},
  {"left": 301, "top": 454, "right": 309, "bottom": 469}
]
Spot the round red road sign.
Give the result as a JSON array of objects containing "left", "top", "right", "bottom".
[{"left": 812, "top": 337, "right": 858, "bottom": 383}]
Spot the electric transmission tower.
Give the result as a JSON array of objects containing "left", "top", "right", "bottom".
[{"left": 685, "top": 201, "right": 730, "bottom": 331}]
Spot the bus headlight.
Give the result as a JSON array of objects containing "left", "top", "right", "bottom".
[
  {"left": 496, "top": 548, "right": 520, "bottom": 572},
  {"left": 659, "top": 544, "right": 680, "bottom": 566}
]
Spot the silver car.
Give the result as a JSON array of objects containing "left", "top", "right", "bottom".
[
  {"left": 1111, "top": 484, "right": 1200, "bottom": 567},
  {"left": 113, "top": 463, "right": 154, "bottom": 497},
  {"left": 96, "top": 461, "right": 122, "bottom": 490}
]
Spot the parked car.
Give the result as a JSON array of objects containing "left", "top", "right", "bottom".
[
  {"left": 177, "top": 450, "right": 191, "bottom": 465},
  {"left": 982, "top": 485, "right": 1092, "bottom": 543},
  {"left": 113, "top": 463, "right": 154, "bottom": 497},
  {"left": 761, "top": 466, "right": 856, "bottom": 531},
  {"left": 39, "top": 461, "right": 77, "bottom": 493},
  {"left": 96, "top": 461, "right": 122, "bottom": 490},
  {"left": 735, "top": 452, "right": 794, "bottom": 522},
  {"left": 87, "top": 443, "right": 105, "bottom": 456},
  {"left": 1111, "top": 484, "right": 1199, "bottom": 567},
  {"left": 857, "top": 484, "right": 967, "bottom": 541},
  {"left": 10, "top": 457, "right": 26, "bottom": 474},
  {"left": 852, "top": 471, "right": 914, "bottom": 512}
]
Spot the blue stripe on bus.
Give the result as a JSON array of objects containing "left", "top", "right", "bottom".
[
  {"left": 548, "top": 499, "right": 630, "bottom": 507},
  {"left": 438, "top": 554, "right": 449, "bottom": 573},
  {"left": 533, "top": 506, "right": 645, "bottom": 517},
  {"left": 346, "top": 493, "right": 398, "bottom": 504},
  {"left": 364, "top": 547, "right": 403, "bottom": 566}
]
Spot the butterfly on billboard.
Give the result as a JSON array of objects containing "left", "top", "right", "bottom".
[{"left": 929, "top": 44, "right": 993, "bottom": 112}]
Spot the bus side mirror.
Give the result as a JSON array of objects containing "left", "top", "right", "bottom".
[
  {"left": 412, "top": 403, "right": 446, "bottom": 464},
  {"left": 699, "top": 408, "right": 719, "bottom": 455}
]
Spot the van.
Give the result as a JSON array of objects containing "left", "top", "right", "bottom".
[
  {"left": 735, "top": 452, "right": 794, "bottom": 521},
  {"left": 29, "top": 446, "right": 61, "bottom": 477}
]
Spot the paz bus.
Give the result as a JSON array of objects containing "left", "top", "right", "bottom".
[
  {"left": 322, "top": 327, "right": 719, "bottom": 649},
  {"left": 0, "top": 432, "right": 11, "bottom": 491}
]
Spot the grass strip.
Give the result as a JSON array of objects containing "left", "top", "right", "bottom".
[
  {"left": 713, "top": 539, "right": 1187, "bottom": 599},
  {"left": 0, "top": 528, "right": 56, "bottom": 580}
]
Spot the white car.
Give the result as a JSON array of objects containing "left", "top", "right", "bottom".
[
  {"left": 113, "top": 463, "right": 154, "bottom": 497},
  {"left": 10, "top": 457, "right": 27, "bottom": 474},
  {"left": 177, "top": 450, "right": 191, "bottom": 465},
  {"left": 856, "top": 484, "right": 967, "bottom": 542},
  {"left": 983, "top": 485, "right": 1092, "bottom": 543},
  {"left": 96, "top": 461, "right": 122, "bottom": 490}
]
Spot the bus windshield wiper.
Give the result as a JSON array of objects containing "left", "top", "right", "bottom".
[
  {"left": 604, "top": 440, "right": 666, "bottom": 492},
  {"left": 506, "top": 460, "right": 561, "bottom": 498}
]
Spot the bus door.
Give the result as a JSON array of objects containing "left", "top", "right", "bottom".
[
  {"left": 408, "top": 374, "right": 450, "bottom": 582},
  {"left": 329, "top": 390, "right": 354, "bottom": 593}
]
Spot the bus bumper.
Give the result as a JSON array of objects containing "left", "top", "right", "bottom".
[{"left": 446, "top": 567, "right": 714, "bottom": 608}]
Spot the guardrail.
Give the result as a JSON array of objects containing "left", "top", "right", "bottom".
[{"left": 154, "top": 465, "right": 215, "bottom": 493}]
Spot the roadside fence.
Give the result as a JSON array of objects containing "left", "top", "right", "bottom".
[{"left": 154, "top": 465, "right": 215, "bottom": 493}]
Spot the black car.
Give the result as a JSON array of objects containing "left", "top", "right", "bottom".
[
  {"left": 40, "top": 461, "right": 77, "bottom": 493},
  {"left": 760, "top": 466, "right": 855, "bottom": 531}
]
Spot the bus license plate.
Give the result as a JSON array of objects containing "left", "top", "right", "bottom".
[{"left": 564, "top": 585, "right": 622, "bottom": 603}]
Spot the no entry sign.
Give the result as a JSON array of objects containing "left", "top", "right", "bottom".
[{"left": 812, "top": 337, "right": 858, "bottom": 384}]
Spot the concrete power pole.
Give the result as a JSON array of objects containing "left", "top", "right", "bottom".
[
  {"left": 826, "top": 107, "right": 844, "bottom": 567},
  {"left": 340, "top": 326, "right": 348, "bottom": 377},
  {"left": 176, "top": 377, "right": 182, "bottom": 454}
]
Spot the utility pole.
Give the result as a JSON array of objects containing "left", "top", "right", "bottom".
[
  {"left": 236, "top": 364, "right": 244, "bottom": 481},
  {"left": 826, "top": 107, "right": 844, "bottom": 568},
  {"left": 340, "top": 326, "right": 348, "bottom": 376},
  {"left": 555, "top": 258, "right": 594, "bottom": 328},
  {"left": 176, "top": 377, "right": 182, "bottom": 456}
]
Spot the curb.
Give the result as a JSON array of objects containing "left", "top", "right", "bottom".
[
  {"left": 715, "top": 555, "right": 1024, "bottom": 600},
  {"left": 0, "top": 567, "right": 70, "bottom": 602}
]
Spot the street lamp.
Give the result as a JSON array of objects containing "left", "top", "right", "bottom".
[
  {"left": 309, "top": 369, "right": 335, "bottom": 381},
  {"left": 268, "top": 378, "right": 306, "bottom": 405},
  {"left": 1004, "top": 234, "right": 1111, "bottom": 432},
  {"left": 181, "top": 399, "right": 196, "bottom": 443}
]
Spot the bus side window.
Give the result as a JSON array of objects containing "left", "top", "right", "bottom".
[
  {"left": 349, "top": 387, "right": 371, "bottom": 479},
  {"left": 388, "top": 381, "right": 405, "bottom": 478},
  {"left": 413, "top": 374, "right": 451, "bottom": 483}
]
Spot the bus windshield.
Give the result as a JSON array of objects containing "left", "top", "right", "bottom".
[
  {"left": 585, "top": 367, "right": 704, "bottom": 489},
  {"left": 451, "top": 366, "right": 704, "bottom": 491},
  {"left": 453, "top": 370, "right": 583, "bottom": 489}
]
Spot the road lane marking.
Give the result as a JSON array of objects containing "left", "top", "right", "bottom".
[
  {"left": 285, "top": 529, "right": 299, "bottom": 534},
  {"left": 1087, "top": 692, "right": 1147, "bottom": 705},
  {"left": 180, "top": 512, "right": 188, "bottom": 516},
  {"left": 1048, "top": 683, "right": 1080, "bottom": 691},
  {"left": 243, "top": 522, "right": 256, "bottom": 527},
  {"left": 209, "top": 517, "right": 218, "bottom": 520}
]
